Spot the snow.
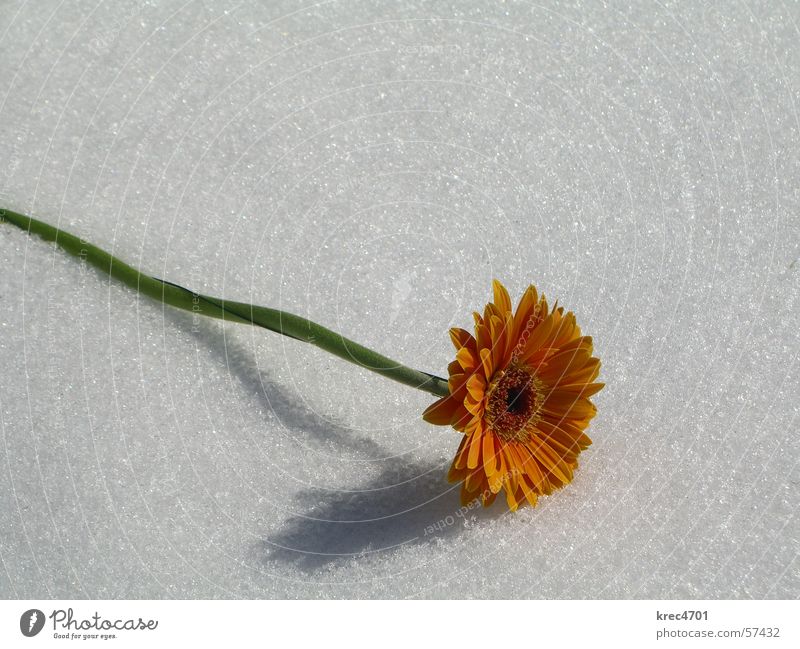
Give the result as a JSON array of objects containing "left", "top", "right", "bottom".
[{"left": 0, "top": 0, "right": 798, "bottom": 598}]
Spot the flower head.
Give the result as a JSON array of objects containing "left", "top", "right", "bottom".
[{"left": 423, "top": 280, "right": 603, "bottom": 510}]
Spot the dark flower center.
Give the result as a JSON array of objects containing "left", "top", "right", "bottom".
[
  {"left": 506, "top": 386, "right": 531, "bottom": 415},
  {"left": 485, "top": 366, "right": 545, "bottom": 442}
]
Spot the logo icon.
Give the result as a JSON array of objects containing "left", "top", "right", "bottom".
[{"left": 20, "top": 609, "right": 45, "bottom": 637}]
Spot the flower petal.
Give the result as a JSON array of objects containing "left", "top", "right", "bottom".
[
  {"left": 483, "top": 433, "right": 498, "bottom": 477},
  {"left": 456, "top": 347, "right": 478, "bottom": 372},
  {"left": 467, "top": 430, "right": 483, "bottom": 469},
  {"left": 520, "top": 311, "right": 555, "bottom": 359},
  {"left": 530, "top": 440, "right": 574, "bottom": 486},
  {"left": 449, "top": 327, "right": 476, "bottom": 352},
  {"left": 538, "top": 418, "right": 593, "bottom": 450},
  {"left": 422, "top": 396, "right": 462, "bottom": 425},
  {"left": 452, "top": 434, "right": 471, "bottom": 469},
  {"left": 466, "top": 373, "right": 486, "bottom": 401},
  {"left": 492, "top": 279, "right": 513, "bottom": 314},
  {"left": 479, "top": 347, "right": 493, "bottom": 378},
  {"left": 539, "top": 346, "right": 593, "bottom": 383},
  {"left": 550, "top": 382, "right": 605, "bottom": 398}
]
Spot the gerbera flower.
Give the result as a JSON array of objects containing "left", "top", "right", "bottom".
[{"left": 423, "top": 280, "right": 603, "bottom": 511}]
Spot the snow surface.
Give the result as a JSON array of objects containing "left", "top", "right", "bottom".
[{"left": 0, "top": 0, "right": 798, "bottom": 599}]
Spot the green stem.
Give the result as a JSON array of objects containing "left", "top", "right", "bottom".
[{"left": 1, "top": 207, "right": 450, "bottom": 398}]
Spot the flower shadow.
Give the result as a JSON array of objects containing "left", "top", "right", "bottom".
[
  {"left": 260, "top": 457, "right": 501, "bottom": 571},
  {"left": 166, "top": 310, "right": 504, "bottom": 570}
]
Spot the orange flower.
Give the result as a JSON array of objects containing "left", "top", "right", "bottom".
[{"left": 423, "top": 280, "right": 603, "bottom": 510}]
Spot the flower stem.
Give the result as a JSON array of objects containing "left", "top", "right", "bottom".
[{"left": 1, "top": 207, "right": 450, "bottom": 398}]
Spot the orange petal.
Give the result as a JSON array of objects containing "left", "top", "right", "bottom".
[
  {"left": 515, "top": 444, "right": 547, "bottom": 490},
  {"left": 504, "top": 482, "right": 520, "bottom": 511},
  {"left": 448, "top": 464, "right": 466, "bottom": 483},
  {"left": 520, "top": 312, "right": 555, "bottom": 359},
  {"left": 493, "top": 439, "right": 508, "bottom": 484},
  {"left": 487, "top": 470, "right": 504, "bottom": 494},
  {"left": 475, "top": 322, "right": 492, "bottom": 356},
  {"left": 502, "top": 445, "right": 521, "bottom": 492},
  {"left": 539, "top": 347, "right": 593, "bottom": 383},
  {"left": 465, "top": 416, "right": 484, "bottom": 435},
  {"left": 422, "top": 396, "right": 462, "bottom": 425},
  {"left": 452, "top": 435, "right": 471, "bottom": 470},
  {"left": 488, "top": 315, "right": 507, "bottom": 369},
  {"left": 447, "top": 372, "right": 468, "bottom": 394},
  {"left": 531, "top": 440, "right": 573, "bottom": 486},
  {"left": 466, "top": 373, "right": 486, "bottom": 401},
  {"left": 450, "top": 407, "right": 473, "bottom": 430},
  {"left": 550, "top": 311, "right": 578, "bottom": 348},
  {"left": 484, "top": 301, "right": 503, "bottom": 324},
  {"left": 505, "top": 443, "right": 529, "bottom": 482},
  {"left": 550, "top": 382, "right": 605, "bottom": 398},
  {"left": 461, "top": 483, "right": 479, "bottom": 506},
  {"left": 467, "top": 430, "right": 483, "bottom": 469},
  {"left": 449, "top": 327, "right": 476, "bottom": 352},
  {"left": 542, "top": 393, "right": 597, "bottom": 420},
  {"left": 464, "top": 394, "right": 484, "bottom": 416},
  {"left": 513, "top": 285, "right": 538, "bottom": 334},
  {"left": 502, "top": 312, "right": 517, "bottom": 363},
  {"left": 447, "top": 360, "right": 462, "bottom": 377},
  {"left": 456, "top": 347, "right": 478, "bottom": 372},
  {"left": 492, "top": 279, "right": 512, "bottom": 314},
  {"left": 519, "top": 477, "right": 539, "bottom": 507},
  {"left": 552, "top": 334, "right": 593, "bottom": 357},
  {"left": 465, "top": 469, "right": 485, "bottom": 493},
  {"left": 479, "top": 347, "right": 493, "bottom": 378},
  {"left": 565, "top": 358, "right": 601, "bottom": 385},
  {"left": 538, "top": 294, "right": 550, "bottom": 319},
  {"left": 483, "top": 433, "right": 498, "bottom": 477},
  {"left": 538, "top": 417, "right": 593, "bottom": 449},
  {"left": 540, "top": 435, "right": 578, "bottom": 464}
]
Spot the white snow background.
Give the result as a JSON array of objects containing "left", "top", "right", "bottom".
[{"left": 0, "top": 0, "right": 798, "bottom": 598}]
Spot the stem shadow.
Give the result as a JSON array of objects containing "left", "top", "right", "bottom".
[
  {"left": 164, "top": 309, "right": 505, "bottom": 570},
  {"left": 169, "top": 308, "right": 386, "bottom": 456}
]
